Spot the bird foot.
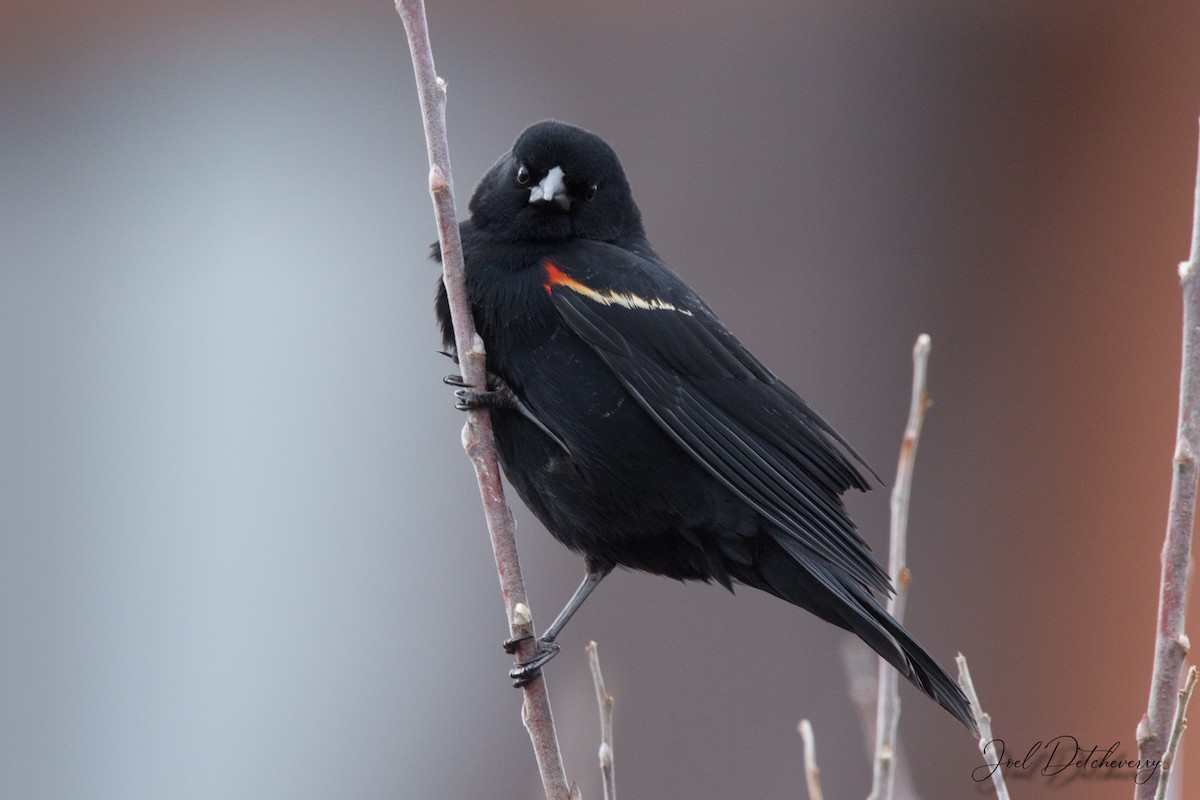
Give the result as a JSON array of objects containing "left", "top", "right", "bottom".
[
  {"left": 502, "top": 633, "right": 532, "bottom": 654},
  {"left": 444, "top": 374, "right": 572, "bottom": 455},
  {"left": 501, "top": 635, "right": 561, "bottom": 687},
  {"left": 443, "top": 373, "right": 518, "bottom": 412}
]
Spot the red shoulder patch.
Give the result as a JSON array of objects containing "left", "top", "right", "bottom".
[{"left": 543, "top": 261, "right": 584, "bottom": 295}]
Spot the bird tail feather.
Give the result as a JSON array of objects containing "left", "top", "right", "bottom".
[{"left": 745, "top": 536, "right": 978, "bottom": 734}]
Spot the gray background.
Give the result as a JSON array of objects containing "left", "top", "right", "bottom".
[{"left": 4, "top": 1, "right": 1200, "bottom": 798}]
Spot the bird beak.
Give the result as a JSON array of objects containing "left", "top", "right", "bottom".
[{"left": 528, "top": 165, "right": 571, "bottom": 210}]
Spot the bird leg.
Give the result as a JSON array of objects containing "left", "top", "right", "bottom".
[
  {"left": 444, "top": 373, "right": 571, "bottom": 455},
  {"left": 504, "top": 565, "right": 613, "bottom": 687}
]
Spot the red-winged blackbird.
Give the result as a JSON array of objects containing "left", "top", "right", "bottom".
[{"left": 435, "top": 120, "right": 976, "bottom": 733}]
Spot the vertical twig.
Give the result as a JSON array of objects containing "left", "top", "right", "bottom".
[
  {"left": 867, "top": 334, "right": 932, "bottom": 800},
  {"left": 587, "top": 642, "right": 616, "bottom": 800},
  {"left": 798, "top": 720, "right": 824, "bottom": 800},
  {"left": 956, "top": 655, "right": 1010, "bottom": 800},
  {"left": 840, "top": 643, "right": 924, "bottom": 800},
  {"left": 1156, "top": 666, "right": 1199, "bottom": 800},
  {"left": 394, "top": 3, "right": 572, "bottom": 798},
  {"left": 1136, "top": 118, "right": 1200, "bottom": 800}
]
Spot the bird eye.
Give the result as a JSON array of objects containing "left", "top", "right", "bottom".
[
  {"left": 584, "top": 184, "right": 598, "bottom": 201},
  {"left": 516, "top": 164, "right": 530, "bottom": 185}
]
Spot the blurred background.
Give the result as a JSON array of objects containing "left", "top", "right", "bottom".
[{"left": 3, "top": 1, "right": 1200, "bottom": 798}]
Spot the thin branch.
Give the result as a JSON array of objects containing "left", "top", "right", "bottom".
[
  {"left": 394, "top": 3, "right": 571, "bottom": 798},
  {"left": 1135, "top": 117, "right": 1200, "bottom": 800},
  {"left": 840, "top": 642, "right": 923, "bottom": 800},
  {"left": 587, "top": 642, "right": 616, "bottom": 800},
  {"left": 798, "top": 719, "right": 824, "bottom": 800},
  {"left": 956, "top": 654, "right": 1010, "bottom": 800},
  {"left": 1155, "top": 665, "right": 1199, "bottom": 800},
  {"left": 867, "top": 334, "right": 932, "bottom": 800}
]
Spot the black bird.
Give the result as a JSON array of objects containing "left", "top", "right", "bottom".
[{"left": 434, "top": 120, "right": 976, "bottom": 732}]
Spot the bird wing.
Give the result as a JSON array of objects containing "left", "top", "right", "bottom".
[{"left": 540, "top": 243, "right": 892, "bottom": 595}]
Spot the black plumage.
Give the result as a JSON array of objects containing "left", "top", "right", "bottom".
[{"left": 434, "top": 120, "right": 976, "bottom": 733}]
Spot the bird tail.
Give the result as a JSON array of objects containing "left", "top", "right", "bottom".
[
  {"left": 744, "top": 537, "right": 979, "bottom": 735},
  {"left": 847, "top": 582, "right": 979, "bottom": 735}
]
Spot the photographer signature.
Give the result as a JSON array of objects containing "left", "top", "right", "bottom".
[{"left": 974, "top": 736, "right": 1162, "bottom": 785}]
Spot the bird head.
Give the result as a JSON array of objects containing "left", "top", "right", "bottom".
[{"left": 468, "top": 120, "right": 646, "bottom": 245}]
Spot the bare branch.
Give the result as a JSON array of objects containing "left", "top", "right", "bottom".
[
  {"left": 866, "top": 334, "right": 932, "bottom": 800},
  {"left": 1135, "top": 117, "right": 1200, "bottom": 800},
  {"left": 587, "top": 642, "right": 616, "bottom": 800},
  {"left": 798, "top": 719, "right": 824, "bottom": 800},
  {"left": 395, "top": 3, "right": 571, "bottom": 797},
  {"left": 956, "top": 654, "right": 1010, "bottom": 800},
  {"left": 840, "top": 642, "right": 923, "bottom": 800},
  {"left": 1155, "top": 665, "right": 1198, "bottom": 800}
]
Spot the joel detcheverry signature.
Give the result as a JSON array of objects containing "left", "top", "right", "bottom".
[{"left": 973, "top": 736, "right": 1162, "bottom": 785}]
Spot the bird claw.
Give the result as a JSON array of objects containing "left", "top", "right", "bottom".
[
  {"left": 506, "top": 638, "right": 561, "bottom": 687},
  {"left": 502, "top": 633, "right": 533, "bottom": 654},
  {"left": 445, "top": 374, "right": 519, "bottom": 412},
  {"left": 454, "top": 387, "right": 510, "bottom": 411},
  {"left": 443, "top": 372, "right": 503, "bottom": 389},
  {"left": 444, "top": 374, "right": 573, "bottom": 455}
]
